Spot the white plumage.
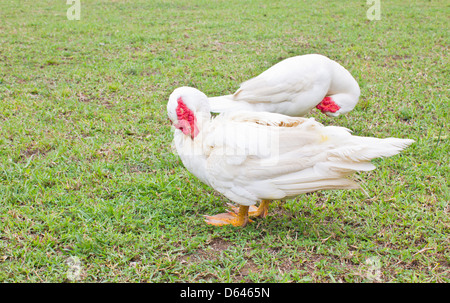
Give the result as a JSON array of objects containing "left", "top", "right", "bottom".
[
  {"left": 209, "top": 54, "right": 360, "bottom": 117},
  {"left": 168, "top": 87, "right": 413, "bottom": 227}
]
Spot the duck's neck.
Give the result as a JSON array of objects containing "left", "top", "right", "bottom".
[
  {"left": 328, "top": 61, "right": 360, "bottom": 96},
  {"left": 326, "top": 61, "right": 360, "bottom": 115}
]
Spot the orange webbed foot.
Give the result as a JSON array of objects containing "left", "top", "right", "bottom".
[{"left": 204, "top": 206, "right": 251, "bottom": 227}]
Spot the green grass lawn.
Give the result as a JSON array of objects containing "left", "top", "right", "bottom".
[{"left": 0, "top": 0, "right": 448, "bottom": 282}]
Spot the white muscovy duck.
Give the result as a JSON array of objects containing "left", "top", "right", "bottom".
[
  {"left": 168, "top": 87, "right": 413, "bottom": 227},
  {"left": 209, "top": 54, "right": 360, "bottom": 117}
]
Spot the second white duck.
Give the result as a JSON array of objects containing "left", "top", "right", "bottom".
[{"left": 209, "top": 54, "right": 360, "bottom": 117}]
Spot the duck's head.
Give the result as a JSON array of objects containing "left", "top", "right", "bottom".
[{"left": 167, "top": 87, "right": 211, "bottom": 139}]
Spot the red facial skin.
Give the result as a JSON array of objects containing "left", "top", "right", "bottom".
[
  {"left": 173, "top": 97, "right": 199, "bottom": 139},
  {"left": 316, "top": 96, "right": 340, "bottom": 114}
]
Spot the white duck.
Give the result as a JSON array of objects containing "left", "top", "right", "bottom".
[
  {"left": 168, "top": 87, "right": 413, "bottom": 227},
  {"left": 209, "top": 54, "right": 360, "bottom": 117}
]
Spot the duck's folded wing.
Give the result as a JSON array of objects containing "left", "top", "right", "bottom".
[
  {"left": 233, "top": 57, "right": 331, "bottom": 104},
  {"left": 204, "top": 114, "right": 413, "bottom": 206}
]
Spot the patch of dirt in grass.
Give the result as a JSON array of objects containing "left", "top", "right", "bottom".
[
  {"left": 18, "top": 145, "right": 53, "bottom": 163},
  {"left": 177, "top": 238, "right": 231, "bottom": 264},
  {"left": 176, "top": 238, "right": 262, "bottom": 282},
  {"left": 207, "top": 238, "right": 231, "bottom": 251},
  {"left": 234, "top": 259, "right": 259, "bottom": 282},
  {"left": 22, "top": 146, "right": 50, "bottom": 158}
]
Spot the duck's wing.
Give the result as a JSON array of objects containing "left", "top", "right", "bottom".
[
  {"left": 203, "top": 112, "right": 414, "bottom": 206},
  {"left": 232, "top": 55, "right": 332, "bottom": 104}
]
